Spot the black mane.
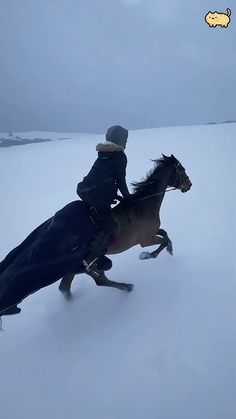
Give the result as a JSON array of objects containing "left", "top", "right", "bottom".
[{"left": 131, "top": 156, "right": 173, "bottom": 197}]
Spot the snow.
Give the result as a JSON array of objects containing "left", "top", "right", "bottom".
[{"left": 0, "top": 124, "right": 235, "bottom": 419}]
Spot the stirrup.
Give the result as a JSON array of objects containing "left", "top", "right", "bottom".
[{"left": 82, "top": 257, "right": 98, "bottom": 272}]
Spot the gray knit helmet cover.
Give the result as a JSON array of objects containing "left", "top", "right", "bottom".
[{"left": 105, "top": 125, "right": 128, "bottom": 148}]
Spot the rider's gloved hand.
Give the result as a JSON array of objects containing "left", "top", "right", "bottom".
[{"left": 116, "top": 194, "right": 134, "bottom": 205}]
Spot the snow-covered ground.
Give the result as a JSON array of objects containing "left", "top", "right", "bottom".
[{"left": 0, "top": 124, "right": 235, "bottom": 419}]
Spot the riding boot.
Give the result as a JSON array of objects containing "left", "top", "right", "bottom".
[{"left": 82, "top": 230, "right": 112, "bottom": 272}]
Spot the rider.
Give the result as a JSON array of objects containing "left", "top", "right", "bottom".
[{"left": 77, "top": 125, "right": 130, "bottom": 271}]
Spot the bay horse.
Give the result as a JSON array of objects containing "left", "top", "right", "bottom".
[{"left": 58, "top": 154, "right": 192, "bottom": 299}]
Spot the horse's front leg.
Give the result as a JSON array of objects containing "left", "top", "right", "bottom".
[
  {"left": 139, "top": 229, "right": 173, "bottom": 260},
  {"left": 59, "top": 273, "right": 75, "bottom": 299},
  {"left": 156, "top": 229, "right": 173, "bottom": 256},
  {"left": 87, "top": 269, "right": 134, "bottom": 292}
]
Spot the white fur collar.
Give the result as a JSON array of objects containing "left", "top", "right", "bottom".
[{"left": 96, "top": 142, "right": 124, "bottom": 152}]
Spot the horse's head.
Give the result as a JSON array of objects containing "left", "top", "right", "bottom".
[
  {"left": 162, "top": 154, "right": 192, "bottom": 193},
  {"left": 131, "top": 154, "right": 192, "bottom": 200}
]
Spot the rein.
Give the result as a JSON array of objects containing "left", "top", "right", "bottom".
[
  {"left": 133, "top": 163, "right": 185, "bottom": 203},
  {"left": 134, "top": 187, "right": 177, "bottom": 202}
]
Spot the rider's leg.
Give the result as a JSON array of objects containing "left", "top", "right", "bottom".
[{"left": 82, "top": 207, "right": 116, "bottom": 271}]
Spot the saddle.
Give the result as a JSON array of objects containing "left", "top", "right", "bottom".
[{"left": 88, "top": 206, "right": 121, "bottom": 246}]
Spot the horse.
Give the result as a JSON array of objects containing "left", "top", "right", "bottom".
[
  {"left": 58, "top": 154, "right": 192, "bottom": 299},
  {"left": 0, "top": 154, "right": 192, "bottom": 319}
]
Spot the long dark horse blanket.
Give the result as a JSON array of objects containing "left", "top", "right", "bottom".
[{"left": 0, "top": 200, "right": 96, "bottom": 315}]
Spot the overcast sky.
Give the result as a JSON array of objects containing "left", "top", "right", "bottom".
[{"left": 0, "top": 0, "right": 235, "bottom": 133}]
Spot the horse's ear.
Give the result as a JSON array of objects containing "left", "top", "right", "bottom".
[{"left": 162, "top": 153, "right": 168, "bottom": 160}]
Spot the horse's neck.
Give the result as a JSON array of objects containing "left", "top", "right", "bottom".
[{"left": 140, "top": 166, "right": 172, "bottom": 215}]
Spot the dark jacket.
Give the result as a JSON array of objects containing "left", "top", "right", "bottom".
[{"left": 77, "top": 143, "right": 129, "bottom": 207}]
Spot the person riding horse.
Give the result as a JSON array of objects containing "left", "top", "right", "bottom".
[
  {"left": 0, "top": 148, "right": 192, "bottom": 318},
  {"left": 76, "top": 125, "right": 131, "bottom": 272}
]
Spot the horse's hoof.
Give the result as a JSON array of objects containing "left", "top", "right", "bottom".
[
  {"left": 65, "top": 292, "right": 73, "bottom": 301},
  {"left": 61, "top": 291, "right": 73, "bottom": 301},
  {"left": 59, "top": 286, "right": 73, "bottom": 301},
  {"left": 139, "top": 251, "right": 152, "bottom": 260},
  {"left": 126, "top": 284, "right": 134, "bottom": 292},
  {"left": 166, "top": 240, "right": 173, "bottom": 255},
  {"left": 119, "top": 283, "right": 134, "bottom": 292}
]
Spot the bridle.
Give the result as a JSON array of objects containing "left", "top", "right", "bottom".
[
  {"left": 133, "top": 162, "right": 189, "bottom": 202},
  {"left": 174, "top": 161, "right": 189, "bottom": 190}
]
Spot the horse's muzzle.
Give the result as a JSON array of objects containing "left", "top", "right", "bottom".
[{"left": 181, "top": 179, "right": 192, "bottom": 193}]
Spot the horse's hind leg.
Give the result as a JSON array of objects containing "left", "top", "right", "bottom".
[
  {"left": 88, "top": 270, "right": 134, "bottom": 292},
  {"left": 59, "top": 274, "right": 75, "bottom": 300},
  {"left": 59, "top": 269, "right": 133, "bottom": 296}
]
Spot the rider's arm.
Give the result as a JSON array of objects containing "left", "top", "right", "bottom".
[{"left": 115, "top": 153, "right": 130, "bottom": 198}]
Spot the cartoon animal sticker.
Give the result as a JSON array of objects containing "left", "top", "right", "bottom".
[{"left": 205, "top": 8, "right": 231, "bottom": 28}]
